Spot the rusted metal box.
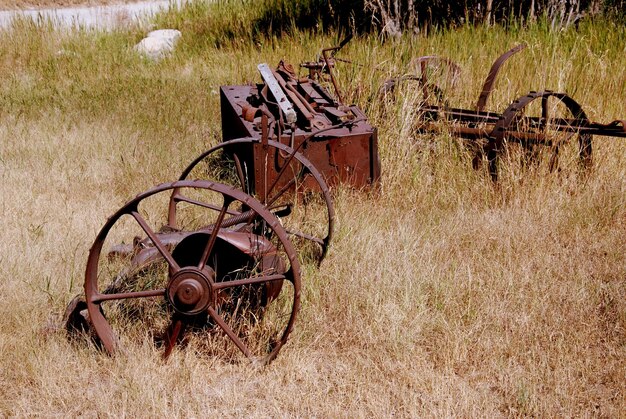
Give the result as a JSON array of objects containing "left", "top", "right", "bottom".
[{"left": 219, "top": 65, "right": 380, "bottom": 193}]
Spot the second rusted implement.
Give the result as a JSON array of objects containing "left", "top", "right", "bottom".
[{"left": 385, "top": 44, "right": 626, "bottom": 180}]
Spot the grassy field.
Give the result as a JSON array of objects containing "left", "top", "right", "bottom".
[{"left": 0, "top": 3, "right": 624, "bottom": 416}]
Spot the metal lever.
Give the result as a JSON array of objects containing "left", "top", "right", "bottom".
[{"left": 258, "top": 63, "right": 297, "bottom": 124}]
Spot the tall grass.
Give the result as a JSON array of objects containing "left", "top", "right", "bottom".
[{"left": 0, "top": 4, "right": 624, "bottom": 417}]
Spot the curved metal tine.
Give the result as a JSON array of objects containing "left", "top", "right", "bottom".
[
  {"left": 540, "top": 96, "right": 551, "bottom": 163},
  {"left": 550, "top": 129, "right": 578, "bottom": 171},
  {"left": 543, "top": 96, "right": 573, "bottom": 170},
  {"left": 212, "top": 274, "right": 286, "bottom": 290},
  {"left": 198, "top": 195, "right": 234, "bottom": 270},
  {"left": 420, "top": 60, "right": 429, "bottom": 102},
  {"left": 549, "top": 144, "right": 560, "bottom": 171},
  {"left": 476, "top": 44, "right": 526, "bottom": 111},
  {"left": 130, "top": 210, "right": 180, "bottom": 273},
  {"left": 162, "top": 313, "right": 186, "bottom": 359},
  {"left": 207, "top": 306, "right": 252, "bottom": 358},
  {"left": 285, "top": 229, "right": 324, "bottom": 246}
]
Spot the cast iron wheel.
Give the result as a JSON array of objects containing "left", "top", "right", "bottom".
[
  {"left": 168, "top": 138, "right": 335, "bottom": 265},
  {"left": 84, "top": 180, "right": 301, "bottom": 364},
  {"left": 486, "top": 91, "right": 592, "bottom": 181}
]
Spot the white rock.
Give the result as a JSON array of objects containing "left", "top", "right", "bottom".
[
  {"left": 147, "top": 29, "right": 181, "bottom": 43},
  {"left": 134, "top": 28, "right": 181, "bottom": 61}
]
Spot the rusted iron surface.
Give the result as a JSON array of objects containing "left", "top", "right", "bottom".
[{"left": 221, "top": 61, "right": 381, "bottom": 191}]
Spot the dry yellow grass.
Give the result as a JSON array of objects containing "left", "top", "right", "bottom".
[{"left": 0, "top": 15, "right": 624, "bottom": 417}]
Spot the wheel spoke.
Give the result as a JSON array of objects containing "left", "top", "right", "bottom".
[
  {"left": 541, "top": 95, "right": 549, "bottom": 131},
  {"left": 131, "top": 210, "right": 180, "bottom": 272},
  {"left": 212, "top": 274, "right": 285, "bottom": 290},
  {"left": 551, "top": 130, "right": 577, "bottom": 171},
  {"left": 265, "top": 150, "right": 302, "bottom": 203},
  {"left": 207, "top": 306, "right": 252, "bottom": 358},
  {"left": 91, "top": 288, "right": 166, "bottom": 303},
  {"left": 162, "top": 314, "right": 186, "bottom": 359},
  {"left": 266, "top": 174, "right": 300, "bottom": 208},
  {"left": 198, "top": 196, "right": 234, "bottom": 269},
  {"left": 233, "top": 154, "right": 248, "bottom": 193},
  {"left": 83, "top": 180, "right": 302, "bottom": 362},
  {"left": 172, "top": 193, "right": 240, "bottom": 216}
]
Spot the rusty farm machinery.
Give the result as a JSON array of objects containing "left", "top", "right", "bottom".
[
  {"left": 303, "top": 37, "right": 625, "bottom": 179},
  {"left": 64, "top": 58, "right": 380, "bottom": 364},
  {"left": 64, "top": 40, "right": 624, "bottom": 364},
  {"left": 380, "top": 43, "right": 626, "bottom": 180}
]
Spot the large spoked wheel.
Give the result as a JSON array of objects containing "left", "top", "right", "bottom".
[
  {"left": 486, "top": 91, "right": 592, "bottom": 181},
  {"left": 84, "top": 180, "right": 301, "bottom": 365},
  {"left": 168, "top": 138, "right": 335, "bottom": 265}
]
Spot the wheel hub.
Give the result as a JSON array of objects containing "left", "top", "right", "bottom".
[{"left": 167, "top": 267, "right": 215, "bottom": 315}]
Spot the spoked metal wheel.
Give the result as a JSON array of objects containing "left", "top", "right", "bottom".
[
  {"left": 83, "top": 180, "right": 301, "bottom": 364},
  {"left": 487, "top": 91, "right": 592, "bottom": 181},
  {"left": 168, "top": 138, "right": 335, "bottom": 265}
]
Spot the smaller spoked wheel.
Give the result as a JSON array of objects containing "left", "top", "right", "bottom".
[
  {"left": 168, "top": 138, "right": 335, "bottom": 265},
  {"left": 486, "top": 91, "right": 592, "bottom": 181},
  {"left": 84, "top": 180, "right": 301, "bottom": 364}
]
